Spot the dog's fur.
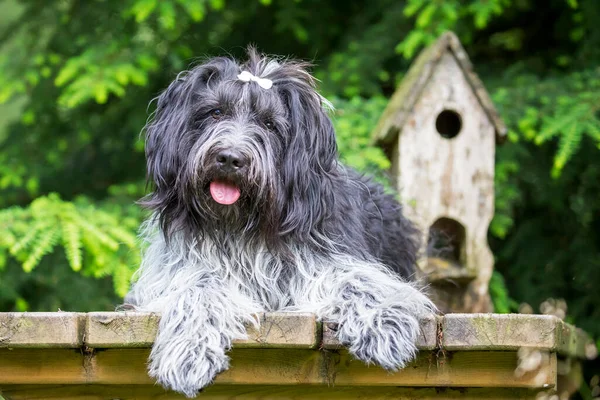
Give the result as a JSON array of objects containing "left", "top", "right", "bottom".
[{"left": 124, "top": 48, "right": 436, "bottom": 398}]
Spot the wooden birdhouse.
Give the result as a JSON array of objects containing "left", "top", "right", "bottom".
[{"left": 372, "top": 32, "right": 507, "bottom": 313}]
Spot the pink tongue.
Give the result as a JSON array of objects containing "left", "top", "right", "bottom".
[{"left": 209, "top": 181, "right": 241, "bottom": 205}]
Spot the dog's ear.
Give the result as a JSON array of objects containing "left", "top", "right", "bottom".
[
  {"left": 144, "top": 76, "right": 192, "bottom": 193},
  {"left": 276, "top": 71, "right": 338, "bottom": 241}
]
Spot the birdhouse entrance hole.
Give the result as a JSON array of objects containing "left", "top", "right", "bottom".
[
  {"left": 435, "top": 109, "right": 462, "bottom": 139},
  {"left": 427, "top": 217, "right": 466, "bottom": 264}
]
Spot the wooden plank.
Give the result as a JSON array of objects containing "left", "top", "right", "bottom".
[
  {"left": 0, "top": 348, "right": 557, "bottom": 389},
  {"left": 234, "top": 313, "right": 318, "bottom": 349},
  {"left": 0, "top": 384, "right": 549, "bottom": 400},
  {"left": 85, "top": 312, "right": 318, "bottom": 349},
  {"left": 85, "top": 312, "right": 158, "bottom": 348},
  {"left": 0, "top": 312, "right": 593, "bottom": 358},
  {"left": 328, "top": 350, "right": 556, "bottom": 389},
  {"left": 0, "top": 349, "right": 87, "bottom": 384},
  {"left": 90, "top": 349, "right": 323, "bottom": 385},
  {"left": 442, "top": 314, "right": 558, "bottom": 351},
  {"left": 442, "top": 314, "right": 597, "bottom": 359},
  {"left": 322, "top": 315, "right": 439, "bottom": 350},
  {"left": 0, "top": 312, "right": 83, "bottom": 348}
]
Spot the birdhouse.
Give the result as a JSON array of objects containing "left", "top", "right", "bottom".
[{"left": 372, "top": 32, "right": 507, "bottom": 313}]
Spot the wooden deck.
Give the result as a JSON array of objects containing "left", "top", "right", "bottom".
[{"left": 0, "top": 312, "right": 595, "bottom": 399}]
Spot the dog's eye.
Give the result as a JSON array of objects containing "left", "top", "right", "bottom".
[
  {"left": 264, "top": 119, "right": 275, "bottom": 130},
  {"left": 211, "top": 109, "right": 223, "bottom": 119}
]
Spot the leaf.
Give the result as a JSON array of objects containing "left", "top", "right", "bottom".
[
  {"left": 94, "top": 83, "right": 109, "bottom": 104},
  {"left": 210, "top": 0, "right": 225, "bottom": 10},
  {"left": 113, "top": 262, "right": 134, "bottom": 297},
  {"left": 61, "top": 222, "right": 82, "bottom": 271},
  {"left": 586, "top": 120, "right": 600, "bottom": 141},
  {"left": 489, "top": 271, "right": 519, "bottom": 313},
  {"left": 130, "top": 0, "right": 158, "bottom": 23},
  {"left": 158, "top": 1, "right": 177, "bottom": 30},
  {"left": 536, "top": 113, "right": 577, "bottom": 145},
  {"left": 177, "top": 0, "right": 205, "bottom": 21},
  {"left": 77, "top": 218, "right": 120, "bottom": 251},
  {"left": 552, "top": 121, "right": 583, "bottom": 177},
  {"left": 416, "top": 4, "right": 437, "bottom": 28},
  {"left": 22, "top": 227, "right": 59, "bottom": 273},
  {"left": 404, "top": 0, "right": 425, "bottom": 17},
  {"left": 10, "top": 222, "right": 48, "bottom": 256},
  {"left": 395, "top": 30, "right": 426, "bottom": 59},
  {"left": 55, "top": 59, "right": 81, "bottom": 87}
]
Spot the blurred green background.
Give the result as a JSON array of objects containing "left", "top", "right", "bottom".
[{"left": 0, "top": 0, "right": 599, "bottom": 393}]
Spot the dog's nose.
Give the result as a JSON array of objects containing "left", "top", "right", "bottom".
[{"left": 216, "top": 150, "right": 246, "bottom": 171}]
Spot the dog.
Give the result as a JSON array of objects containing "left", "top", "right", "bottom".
[{"left": 124, "top": 48, "right": 436, "bottom": 398}]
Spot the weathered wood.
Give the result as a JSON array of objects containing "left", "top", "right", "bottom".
[
  {"left": 0, "top": 312, "right": 83, "bottom": 348},
  {"left": 442, "top": 314, "right": 597, "bottom": 358},
  {"left": 0, "top": 384, "right": 552, "bottom": 400},
  {"left": 0, "top": 348, "right": 557, "bottom": 389},
  {"left": 0, "top": 349, "right": 87, "bottom": 385},
  {"left": 371, "top": 32, "right": 503, "bottom": 314},
  {"left": 442, "top": 314, "right": 558, "bottom": 351},
  {"left": 85, "top": 312, "right": 158, "bottom": 348},
  {"left": 0, "top": 312, "right": 593, "bottom": 357},
  {"left": 372, "top": 31, "right": 506, "bottom": 146},
  {"left": 327, "top": 350, "right": 556, "bottom": 389},
  {"left": 86, "top": 312, "right": 318, "bottom": 349},
  {"left": 0, "top": 312, "right": 594, "bottom": 400}
]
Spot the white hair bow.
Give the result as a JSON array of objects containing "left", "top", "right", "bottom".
[{"left": 237, "top": 71, "right": 273, "bottom": 89}]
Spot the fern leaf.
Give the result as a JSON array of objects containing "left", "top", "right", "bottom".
[
  {"left": 76, "top": 218, "right": 119, "bottom": 251},
  {"left": 10, "top": 221, "right": 50, "bottom": 256},
  {"left": 61, "top": 221, "right": 82, "bottom": 271},
  {"left": 586, "top": 119, "right": 600, "bottom": 142},
  {"left": 536, "top": 112, "right": 578, "bottom": 145},
  {"left": 22, "top": 226, "right": 59, "bottom": 272},
  {"left": 552, "top": 121, "right": 583, "bottom": 177},
  {"left": 106, "top": 225, "right": 138, "bottom": 248},
  {"left": 81, "top": 234, "right": 108, "bottom": 271},
  {"left": 112, "top": 262, "right": 134, "bottom": 297}
]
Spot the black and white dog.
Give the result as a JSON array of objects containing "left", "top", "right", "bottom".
[{"left": 124, "top": 48, "right": 435, "bottom": 397}]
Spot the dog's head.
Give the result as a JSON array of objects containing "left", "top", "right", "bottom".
[{"left": 143, "top": 48, "right": 338, "bottom": 246}]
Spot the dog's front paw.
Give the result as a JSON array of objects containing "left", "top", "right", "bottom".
[
  {"left": 148, "top": 345, "right": 229, "bottom": 398},
  {"left": 338, "top": 309, "right": 421, "bottom": 371}
]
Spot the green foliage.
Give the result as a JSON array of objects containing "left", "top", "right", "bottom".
[
  {"left": 489, "top": 67, "right": 600, "bottom": 240},
  {"left": 494, "top": 69, "right": 600, "bottom": 178},
  {"left": 0, "top": 194, "right": 140, "bottom": 297},
  {"left": 397, "top": 0, "right": 513, "bottom": 59},
  {"left": 489, "top": 270, "right": 519, "bottom": 313},
  {"left": 330, "top": 96, "right": 391, "bottom": 173}
]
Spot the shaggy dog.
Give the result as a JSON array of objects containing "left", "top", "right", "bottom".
[{"left": 124, "top": 48, "right": 436, "bottom": 397}]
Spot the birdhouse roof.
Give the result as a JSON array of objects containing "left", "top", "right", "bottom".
[{"left": 372, "top": 31, "right": 507, "bottom": 146}]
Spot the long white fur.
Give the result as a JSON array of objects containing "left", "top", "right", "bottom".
[{"left": 127, "top": 219, "right": 435, "bottom": 397}]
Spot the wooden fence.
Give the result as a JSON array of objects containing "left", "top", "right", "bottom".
[{"left": 0, "top": 312, "right": 594, "bottom": 399}]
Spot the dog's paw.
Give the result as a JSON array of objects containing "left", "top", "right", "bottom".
[
  {"left": 338, "top": 309, "right": 421, "bottom": 371},
  {"left": 148, "top": 346, "right": 230, "bottom": 398}
]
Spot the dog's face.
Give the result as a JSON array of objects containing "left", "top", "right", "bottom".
[{"left": 143, "top": 49, "right": 338, "bottom": 245}]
